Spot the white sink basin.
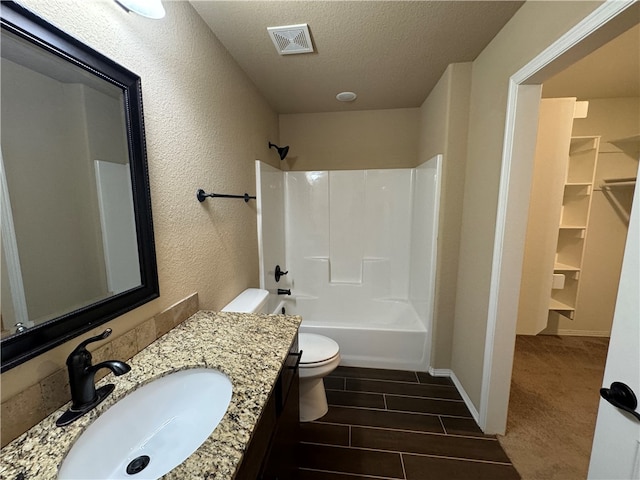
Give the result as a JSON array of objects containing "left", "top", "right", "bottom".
[{"left": 58, "top": 368, "right": 233, "bottom": 479}]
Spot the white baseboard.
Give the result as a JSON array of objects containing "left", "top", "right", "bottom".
[
  {"left": 428, "top": 367, "right": 451, "bottom": 378},
  {"left": 428, "top": 367, "right": 480, "bottom": 424},
  {"left": 546, "top": 329, "right": 610, "bottom": 337}
]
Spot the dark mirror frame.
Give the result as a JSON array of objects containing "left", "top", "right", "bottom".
[{"left": 1, "top": 2, "right": 159, "bottom": 372}]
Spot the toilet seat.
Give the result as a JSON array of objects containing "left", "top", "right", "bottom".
[
  {"left": 299, "top": 353, "right": 340, "bottom": 368},
  {"left": 298, "top": 333, "right": 340, "bottom": 366}
]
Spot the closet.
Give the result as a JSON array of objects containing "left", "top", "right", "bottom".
[{"left": 517, "top": 97, "right": 638, "bottom": 336}]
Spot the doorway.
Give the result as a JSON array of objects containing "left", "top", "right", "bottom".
[
  {"left": 480, "top": 0, "right": 639, "bottom": 445},
  {"left": 502, "top": 53, "right": 638, "bottom": 472},
  {"left": 511, "top": 21, "right": 638, "bottom": 472}
]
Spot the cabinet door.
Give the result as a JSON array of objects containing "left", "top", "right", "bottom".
[
  {"left": 264, "top": 376, "right": 300, "bottom": 480},
  {"left": 235, "top": 392, "right": 278, "bottom": 480},
  {"left": 237, "top": 336, "right": 301, "bottom": 480},
  {"left": 265, "top": 339, "right": 301, "bottom": 480},
  {"left": 517, "top": 98, "right": 576, "bottom": 335}
]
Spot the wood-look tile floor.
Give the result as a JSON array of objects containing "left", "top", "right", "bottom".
[{"left": 299, "top": 366, "right": 520, "bottom": 480}]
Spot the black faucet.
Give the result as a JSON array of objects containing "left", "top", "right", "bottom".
[
  {"left": 56, "top": 329, "right": 131, "bottom": 427},
  {"left": 277, "top": 289, "right": 291, "bottom": 295}
]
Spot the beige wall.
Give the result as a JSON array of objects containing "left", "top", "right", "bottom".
[
  {"left": 451, "top": 1, "right": 603, "bottom": 408},
  {"left": 573, "top": 97, "right": 640, "bottom": 141},
  {"left": 83, "top": 87, "right": 129, "bottom": 165},
  {"left": 418, "top": 63, "right": 472, "bottom": 369},
  {"left": 1, "top": 0, "right": 279, "bottom": 402},
  {"left": 279, "top": 108, "right": 420, "bottom": 170}
]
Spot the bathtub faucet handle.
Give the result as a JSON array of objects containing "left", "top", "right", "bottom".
[
  {"left": 275, "top": 265, "right": 288, "bottom": 283},
  {"left": 277, "top": 288, "right": 291, "bottom": 296}
]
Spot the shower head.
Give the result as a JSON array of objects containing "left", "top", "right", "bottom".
[{"left": 269, "top": 142, "right": 289, "bottom": 160}]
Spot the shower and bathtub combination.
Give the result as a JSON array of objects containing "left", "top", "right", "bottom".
[{"left": 256, "top": 156, "right": 441, "bottom": 372}]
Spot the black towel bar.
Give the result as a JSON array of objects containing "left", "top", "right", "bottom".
[{"left": 196, "top": 189, "right": 256, "bottom": 203}]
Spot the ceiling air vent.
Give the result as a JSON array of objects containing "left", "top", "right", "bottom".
[{"left": 267, "top": 24, "right": 314, "bottom": 55}]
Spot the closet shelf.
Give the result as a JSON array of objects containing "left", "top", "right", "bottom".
[
  {"left": 559, "top": 225, "right": 587, "bottom": 230},
  {"left": 549, "top": 135, "right": 598, "bottom": 323},
  {"left": 549, "top": 299, "right": 575, "bottom": 311},
  {"left": 554, "top": 262, "right": 580, "bottom": 272},
  {"left": 569, "top": 137, "right": 598, "bottom": 154}
]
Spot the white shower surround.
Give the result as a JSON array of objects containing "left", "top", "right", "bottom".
[{"left": 256, "top": 156, "right": 441, "bottom": 371}]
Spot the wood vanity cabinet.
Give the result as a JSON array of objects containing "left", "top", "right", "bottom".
[{"left": 235, "top": 334, "right": 300, "bottom": 480}]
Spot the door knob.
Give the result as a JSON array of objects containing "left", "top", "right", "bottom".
[{"left": 600, "top": 382, "right": 640, "bottom": 421}]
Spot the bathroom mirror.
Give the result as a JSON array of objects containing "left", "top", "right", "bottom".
[{"left": 0, "top": 2, "right": 159, "bottom": 372}]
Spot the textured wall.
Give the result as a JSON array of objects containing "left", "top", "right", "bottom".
[
  {"left": 279, "top": 109, "right": 420, "bottom": 170},
  {"left": 1, "top": 0, "right": 279, "bottom": 401}
]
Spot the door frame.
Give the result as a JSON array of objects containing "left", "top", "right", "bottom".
[{"left": 480, "top": 0, "right": 638, "bottom": 434}]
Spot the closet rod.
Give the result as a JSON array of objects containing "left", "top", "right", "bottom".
[{"left": 600, "top": 178, "right": 636, "bottom": 189}]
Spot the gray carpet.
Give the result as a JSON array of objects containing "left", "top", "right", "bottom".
[{"left": 498, "top": 335, "right": 609, "bottom": 480}]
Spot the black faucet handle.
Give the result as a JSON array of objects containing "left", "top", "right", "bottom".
[
  {"left": 275, "top": 265, "right": 289, "bottom": 282},
  {"left": 69, "top": 329, "right": 113, "bottom": 356}
]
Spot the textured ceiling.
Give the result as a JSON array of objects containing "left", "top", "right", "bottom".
[
  {"left": 190, "top": 1, "right": 524, "bottom": 114},
  {"left": 543, "top": 23, "right": 640, "bottom": 99}
]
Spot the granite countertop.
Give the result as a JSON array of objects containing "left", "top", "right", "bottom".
[{"left": 0, "top": 311, "right": 301, "bottom": 479}]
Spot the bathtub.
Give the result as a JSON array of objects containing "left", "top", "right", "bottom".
[{"left": 269, "top": 295, "right": 429, "bottom": 371}]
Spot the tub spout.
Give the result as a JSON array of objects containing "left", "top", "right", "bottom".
[{"left": 277, "top": 289, "right": 291, "bottom": 295}]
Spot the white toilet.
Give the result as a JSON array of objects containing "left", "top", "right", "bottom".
[
  {"left": 221, "top": 288, "right": 340, "bottom": 423},
  {"left": 221, "top": 288, "right": 269, "bottom": 314},
  {"left": 297, "top": 332, "right": 340, "bottom": 422}
]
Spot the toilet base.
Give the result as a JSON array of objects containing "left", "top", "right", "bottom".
[{"left": 299, "top": 377, "right": 328, "bottom": 422}]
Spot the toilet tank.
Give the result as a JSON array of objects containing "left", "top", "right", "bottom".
[{"left": 221, "top": 288, "right": 269, "bottom": 313}]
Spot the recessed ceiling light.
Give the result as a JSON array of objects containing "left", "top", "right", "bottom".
[{"left": 336, "top": 91, "right": 357, "bottom": 102}]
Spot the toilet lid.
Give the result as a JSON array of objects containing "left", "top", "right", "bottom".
[{"left": 298, "top": 333, "right": 340, "bottom": 364}]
